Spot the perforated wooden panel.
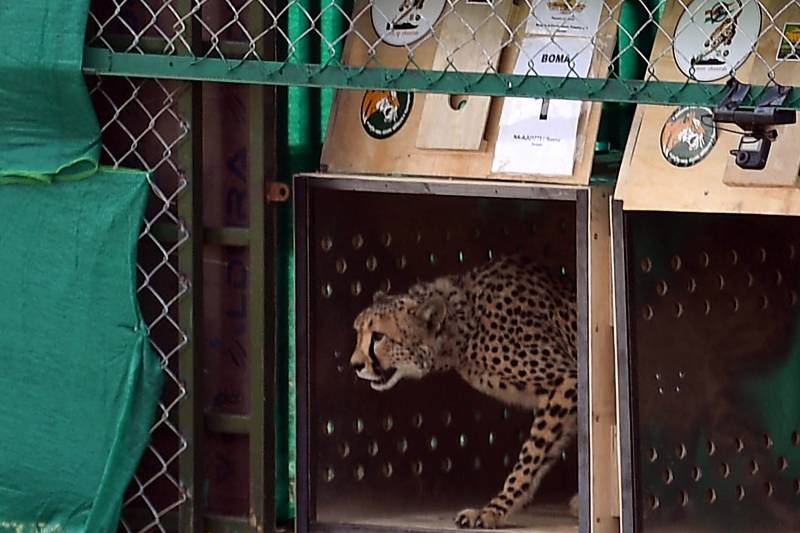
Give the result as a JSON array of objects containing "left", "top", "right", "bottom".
[
  {"left": 621, "top": 211, "right": 800, "bottom": 532},
  {"left": 296, "top": 177, "right": 588, "bottom": 531}
]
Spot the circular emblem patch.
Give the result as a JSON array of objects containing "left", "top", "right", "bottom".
[
  {"left": 673, "top": 0, "right": 761, "bottom": 82},
  {"left": 361, "top": 90, "right": 413, "bottom": 140},
  {"left": 371, "top": 0, "right": 447, "bottom": 47},
  {"left": 660, "top": 106, "right": 718, "bottom": 167}
]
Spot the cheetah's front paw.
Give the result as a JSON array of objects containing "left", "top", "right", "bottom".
[{"left": 455, "top": 507, "right": 505, "bottom": 529}]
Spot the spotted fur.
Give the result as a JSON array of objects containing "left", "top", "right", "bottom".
[{"left": 350, "top": 255, "right": 579, "bottom": 528}]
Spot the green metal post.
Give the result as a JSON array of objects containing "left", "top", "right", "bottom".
[{"left": 177, "top": 1, "right": 205, "bottom": 530}]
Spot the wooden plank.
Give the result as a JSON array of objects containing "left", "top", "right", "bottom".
[
  {"left": 416, "top": 0, "right": 513, "bottom": 151},
  {"left": 321, "top": 0, "right": 621, "bottom": 185},
  {"left": 723, "top": 1, "right": 800, "bottom": 188},
  {"left": 587, "top": 186, "right": 619, "bottom": 533},
  {"left": 615, "top": 0, "right": 800, "bottom": 214}
]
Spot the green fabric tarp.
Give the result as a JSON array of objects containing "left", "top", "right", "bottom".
[
  {"left": 0, "top": 1, "right": 163, "bottom": 532},
  {"left": 0, "top": 170, "right": 163, "bottom": 533},
  {"left": 0, "top": 1, "right": 101, "bottom": 183}
]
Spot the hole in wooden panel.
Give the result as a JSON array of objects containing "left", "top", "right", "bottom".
[
  {"left": 737, "top": 485, "right": 746, "bottom": 501},
  {"left": 338, "top": 442, "right": 350, "bottom": 458},
  {"left": 429, "top": 436, "right": 439, "bottom": 451},
  {"left": 368, "top": 440, "right": 379, "bottom": 457},
  {"left": 717, "top": 274, "right": 726, "bottom": 290},
  {"left": 324, "top": 466, "right": 335, "bottom": 482},
  {"left": 789, "top": 244, "right": 797, "bottom": 261},
  {"left": 354, "top": 464, "right": 365, "bottom": 481},
  {"left": 381, "top": 232, "right": 392, "bottom": 247},
  {"left": 720, "top": 462, "right": 731, "bottom": 478},
  {"left": 411, "top": 460, "right": 423, "bottom": 476},
  {"left": 765, "top": 481, "right": 774, "bottom": 496},
  {"left": 761, "top": 294, "right": 770, "bottom": 309},
  {"left": 648, "top": 448, "right": 658, "bottom": 462},
  {"left": 321, "top": 236, "right": 333, "bottom": 252},
  {"left": 704, "top": 300, "right": 712, "bottom": 315},
  {"left": 458, "top": 434, "right": 468, "bottom": 448},
  {"left": 366, "top": 256, "right": 378, "bottom": 271},
  {"left": 352, "top": 234, "right": 364, "bottom": 250},
  {"left": 692, "top": 466, "right": 702, "bottom": 482},
  {"left": 671, "top": 255, "right": 683, "bottom": 271},
  {"left": 729, "top": 249, "right": 739, "bottom": 265},
  {"left": 354, "top": 418, "right": 365, "bottom": 434},
  {"left": 641, "top": 257, "right": 653, "bottom": 273},
  {"left": 707, "top": 440, "right": 716, "bottom": 456},
  {"left": 380, "top": 279, "right": 391, "bottom": 292},
  {"left": 795, "top": 479, "right": 800, "bottom": 495},
  {"left": 774, "top": 269, "right": 784, "bottom": 286},
  {"left": 382, "top": 416, "right": 394, "bottom": 431},
  {"left": 643, "top": 305, "right": 654, "bottom": 320},
  {"left": 656, "top": 280, "right": 669, "bottom": 296},
  {"left": 472, "top": 457, "right": 481, "bottom": 471},
  {"left": 428, "top": 253, "right": 437, "bottom": 265},
  {"left": 750, "top": 459, "right": 759, "bottom": 475},
  {"left": 322, "top": 283, "right": 333, "bottom": 298},
  {"left": 731, "top": 297, "right": 740, "bottom": 312},
  {"left": 735, "top": 438, "right": 745, "bottom": 453},
  {"left": 324, "top": 420, "right": 335, "bottom": 435},
  {"left": 789, "top": 290, "right": 798, "bottom": 307},
  {"left": 745, "top": 271, "right": 755, "bottom": 288},
  {"left": 679, "top": 490, "right": 689, "bottom": 507},
  {"left": 458, "top": 251, "right": 465, "bottom": 263},
  {"left": 441, "top": 411, "right": 453, "bottom": 427},
  {"left": 488, "top": 432, "right": 496, "bottom": 446},
  {"left": 351, "top": 280, "right": 362, "bottom": 296},
  {"left": 674, "top": 302, "right": 685, "bottom": 318},
  {"left": 335, "top": 258, "right": 347, "bottom": 273},
  {"left": 397, "top": 437, "right": 408, "bottom": 453},
  {"left": 649, "top": 494, "right": 660, "bottom": 510},
  {"left": 707, "top": 488, "right": 717, "bottom": 503},
  {"left": 415, "top": 231, "right": 423, "bottom": 244},
  {"left": 412, "top": 413, "right": 424, "bottom": 428},
  {"left": 662, "top": 468, "right": 674, "bottom": 484},
  {"left": 449, "top": 94, "right": 469, "bottom": 110},
  {"left": 779, "top": 457, "right": 789, "bottom": 471},
  {"left": 687, "top": 278, "right": 697, "bottom": 293},
  {"left": 758, "top": 247, "right": 767, "bottom": 263},
  {"left": 503, "top": 454, "right": 512, "bottom": 467},
  {"left": 699, "top": 252, "right": 710, "bottom": 268},
  {"left": 382, "top": 462, "right": 393, "bottom": 478},
  {"left": 676, "top": 443, "right": 687, "bottom": 459},
  {"left": 396, "top": 255, "right": 407, "bottom": 270},
  {"left": 764, "top": 434, "right": 774, "bottom": 449},
  {"left": 441, "top": 457, "right": 453, "bottom": 473},
  {"left": 793, "top": 431, "right": 800, "bottom": 446}
]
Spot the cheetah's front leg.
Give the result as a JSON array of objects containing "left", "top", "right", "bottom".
[{"left": 455, "top": 379, "right": 578, "bottom": 529}]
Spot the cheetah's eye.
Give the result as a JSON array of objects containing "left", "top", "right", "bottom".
[{"left": 372, "top": 332, "right": 385, "bottom": 342}]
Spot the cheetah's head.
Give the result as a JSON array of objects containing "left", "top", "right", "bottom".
[{"left": 350, "top": 290, "right": 447, "bottom": 391}]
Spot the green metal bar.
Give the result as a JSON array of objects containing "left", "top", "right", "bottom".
[
  {"left": 246, "top": 2, "right": 278, "bottom": 529},
  {"left": 82, "top": 47, "right": 800, "bottom": 108},
  {"left": 205, "top": 412, "right": 251, "bottom": 435},
  {"left": 177, "top": 1, "right": 204, "bottom": 531}
]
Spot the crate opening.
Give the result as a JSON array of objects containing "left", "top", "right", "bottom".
[{"left": 299, "top": 180, "right": 586, "bottom": 532}]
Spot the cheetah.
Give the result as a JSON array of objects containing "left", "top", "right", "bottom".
[{"left": 349, "top": 254, "right": 579, "bottom": 529}]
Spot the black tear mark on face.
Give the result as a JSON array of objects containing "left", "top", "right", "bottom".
[{"left": 369, "top": 331, "right": 397, "bottom": 385}]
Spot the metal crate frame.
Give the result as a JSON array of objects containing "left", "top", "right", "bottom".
[{"left": 293, "top": 174, "right": 593, "bottom": 533}]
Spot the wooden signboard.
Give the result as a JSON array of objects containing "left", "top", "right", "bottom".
[
  {"left": 616, "top": 0, "right": 800, "bottom": 215},
  {"left": 320, "top": 0, "right": 621, "bottom": 185}
]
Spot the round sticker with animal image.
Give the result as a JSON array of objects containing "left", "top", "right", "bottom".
[
  {"left": 361, "top": 90, "right": 414, "bottom": 140},
  {"left": 371, "top": 0, "right": 447, "bottom": 47},
  {"left": 672, "top": 0, "right": 761, "bottom": 81},
  {"left": 660, "top": 106, "right": 718, "bottom": 167}
]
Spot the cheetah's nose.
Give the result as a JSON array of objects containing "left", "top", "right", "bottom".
[{"left": 352, "top": 362, "right": 365, "bottom": 372}]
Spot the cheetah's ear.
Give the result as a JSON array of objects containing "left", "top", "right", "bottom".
[
  {"left": 415, "top": 296, "right": 446, "bottom": 333},
  {"left": 372, "top": 290, "right": 387, "bottom": 303}
]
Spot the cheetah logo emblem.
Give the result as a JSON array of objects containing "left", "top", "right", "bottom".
[
  {"left": 360, "top": 89, "right": 413, "bottom": 140},
  {"left": 660, "top": 106, "right": 717, "bottom": 167}
]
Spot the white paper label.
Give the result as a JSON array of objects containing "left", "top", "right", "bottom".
[
  {"left": 527, "top": 0, "right": 604, "bottom": 37},
  {"left": 492, "top": 37, "right": 593, "bottom": 177}
]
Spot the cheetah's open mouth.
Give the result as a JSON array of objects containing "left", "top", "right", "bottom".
[{"left": 369, "top": 366, "right": 399, "bottom": 391}]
